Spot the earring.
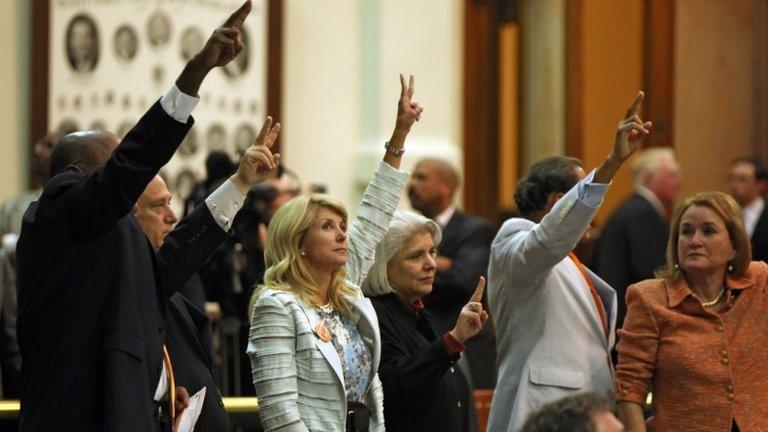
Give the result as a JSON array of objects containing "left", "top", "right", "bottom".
[
  {"left": 674, "top": 264, "right": 679, "bottom": 270},
  {"left": 300, "top": 250, "right": 306, "bottom": 256},
  {"left": 728, "top": 264, "right": 734, "bottom": 272}
]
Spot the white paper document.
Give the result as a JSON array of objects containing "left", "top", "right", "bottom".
[{"left": 175, "top": 386, "right": 206, "bottom": 432}]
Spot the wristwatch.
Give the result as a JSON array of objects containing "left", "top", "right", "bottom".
[{"left": 384, "top": 141, "right": 405, "bottom": 156}]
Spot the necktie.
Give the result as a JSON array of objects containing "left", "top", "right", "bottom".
[
  {"left": 162, "top": 345, "right": 177, "bottom": 424},
  {"left": 568, "top": 252, "right": 608, "bottom": 340}
]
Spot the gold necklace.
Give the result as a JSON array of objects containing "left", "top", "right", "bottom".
[{"left": 701, "top": 287, "right": 725, "bottom": 308}]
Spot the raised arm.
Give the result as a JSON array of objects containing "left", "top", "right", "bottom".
[
  {"left": 158, "top": 116, "right": 281, "bottom": 296},
  {"left": 382, "top": 74, "right": 423, "bottom": 170},
  {"left": 493, "top": 91, "right": 652, "bottom": 285},
  {"left": 59, "top": 1, "right": 255, "bottom": 236},
  {"left": 345, "top": 75, "right": 421, "bottom": 285}
]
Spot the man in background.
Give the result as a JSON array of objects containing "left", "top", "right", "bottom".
[
  {"left": 728, "top": 157, "right": 768, "bottom": 262},
  {"left": 593, "top": 147, "right": 682, "bottom": 331}
]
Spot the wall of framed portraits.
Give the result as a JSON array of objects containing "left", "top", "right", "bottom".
[{"left": 31, "top": 0, "right": 280, "bottom": 214}]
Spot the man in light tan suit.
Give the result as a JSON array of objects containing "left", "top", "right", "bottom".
[{"left": 487, "top": 92, "right": 652, "bottom": 432}]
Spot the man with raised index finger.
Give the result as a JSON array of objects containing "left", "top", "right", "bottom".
[
  {"left": 486, "top": 92, "right": 652, "bottom": 432},
  {"left": 16, "top": 3, "right": 257, "bottom": 431}
]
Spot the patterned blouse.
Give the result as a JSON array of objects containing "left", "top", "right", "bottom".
[{"left": 316, "top": 303, "right": 372, "bottom": 403}]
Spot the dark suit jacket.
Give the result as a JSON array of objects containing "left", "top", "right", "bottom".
[
  {"left": 372, "top": 293, "right": 470, "bottom": 432},
  {"left": 17, "top": 102, "right": 227, "bottom": 431},
  {"left": 424, "top": 211, "right": 494, "bottom": 327},
  {"left": 594, "top": 193, "right": 668, "bottom": 329},
  {"left": 167, "top": 293, "right": 231, "bottom": 432},
  {"left": 751, "top": 205, "right": 768, "bottom": 263},
  {"left": 422, "top": 210, "right": 496, "bottom": 388}
]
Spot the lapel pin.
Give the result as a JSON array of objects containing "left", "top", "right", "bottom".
[{"left": 314, "top": 323, "right": 332, "bottom": 343}]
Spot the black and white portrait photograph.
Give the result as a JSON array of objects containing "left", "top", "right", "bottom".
[
  {"left": 178, "top": 127, "right": 198, "bottom": 157},
  {"left": 146, "top": 10, "right": 171, "bottom": 48},
  {"left": 56, "top": 118, "right": 80, "bottom": 136},
  {"left": 206, "top": 123, "right": 227, "bottom": 151},
  {"left": 222, "top": 26, "right": 249, "bottom": 79},
  {"left": 65, "top": 14, "right": 99, "bottom": 73},
  {"left": 234, "top": 122, "right": 256, "bottom": 155},
  {"left": 113, "top": 24, "right": 139, "bottom": 61},
  {"left": 179, "top": 26, "right": 204, "bottom": 62}
]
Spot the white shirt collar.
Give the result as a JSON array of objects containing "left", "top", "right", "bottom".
[
  {"left": 635, "top": 185, "right": 666, "bottom": 218},
  {"left": 742, "top": 196, "right": 765, "bottom": 238},
  {"left": 434, "top": 204, "right": 456, "bottom": 228}
]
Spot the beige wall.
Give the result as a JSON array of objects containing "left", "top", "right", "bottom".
[
  {"left": 282, "top": 0, "right": 463, "bottom": 210},
  {"left": 674, "top": 0, "right": 768, "bottom": 200},
  {"left": 0, "top": 0, "right": 27, "bottom": 202},
  {"left": 580, "top": 0, "right": 644, "bottom": 225}
]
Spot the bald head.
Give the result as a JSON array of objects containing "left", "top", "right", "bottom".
[
  {"left": 49, "top": 131, "right": 120, "bottom": 177},
  {"left": 408, "top": 158, "right": 461, "bottom": 218}
]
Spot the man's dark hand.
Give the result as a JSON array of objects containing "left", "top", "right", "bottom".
[{"left": 175, "top": 1, "right": 253, "bottom": 96}]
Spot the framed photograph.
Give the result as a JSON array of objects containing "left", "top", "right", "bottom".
[{"left": 31, "top": 0, "right": 282, "bottom": 207}]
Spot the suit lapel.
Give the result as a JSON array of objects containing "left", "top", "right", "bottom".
[
  {"left": 348, "top": 294, "right": 381, "bottom": 382},
  {"left": 301, "top": 305, "right": 345, "bottom": 386},
  {"left": 170, "top": 294, "right": 214, "bottom": 368},
  {"left": 585, "top": 267, "right": 618, "bottom": 349},
  {"left": 564, "top": 257, "right": 612, "bottom": 349}
]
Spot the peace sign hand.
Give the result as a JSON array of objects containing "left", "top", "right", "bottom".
[
  {"left": 231, "top": 116, "right": 282, "bottom": 193},
  {"left": 395, "top": 74, "right": 424, "bottom": 133}
]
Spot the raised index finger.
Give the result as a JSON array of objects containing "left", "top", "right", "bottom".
[
  {"left": 624, "top": 91, "right": 645, "bottom": 118},
  {"left": 470, "top": 276, "right": 486, "bottom": 303},
  {"left": 400, "top": 74, "right": 407, "bottom": 98},
  {"left": 223, "top": 0, "right": 252, "bottom": 29}
]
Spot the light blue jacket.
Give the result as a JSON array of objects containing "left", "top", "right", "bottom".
[{"left": 248, "top": 161, "right": 408, "bottom": 431}]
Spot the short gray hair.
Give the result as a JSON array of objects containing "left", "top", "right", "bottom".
[
  {"left": 630, "top": 147, "right": 676, "bottom": 187},
  {"left": 361, "top": 210, "right": 442, "bottom": 296}
]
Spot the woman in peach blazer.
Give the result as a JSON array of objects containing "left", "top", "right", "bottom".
[{"left": 615, "top": 191, "right": 768, "bottom": 432}]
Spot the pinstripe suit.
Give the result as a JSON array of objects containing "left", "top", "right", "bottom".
[{"left": 247, "top": 161, "right": 407, "bottom": 431}]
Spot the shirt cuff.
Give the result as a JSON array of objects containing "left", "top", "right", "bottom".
[
  {"left": 153, "top": 363, "right": 168, "bottom": 402},
  {"left": 160, "top": 84, "right": 200, "bottom": 124},
  {"left": 205, "top": 178, "right": 246, "bottom": 231},
  {"left": 577, "top": 169, "right": 610, "bottom": 208},
  {"left": 442, "top": 332, "right": 465, "bottom": 355}
]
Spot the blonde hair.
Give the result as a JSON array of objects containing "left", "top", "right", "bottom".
[
  {"left": 249, "top": 194, "right": 358, "bottom": 317},
  {"left": 657, "top": 191, "right": 751, "bottom": 281}
]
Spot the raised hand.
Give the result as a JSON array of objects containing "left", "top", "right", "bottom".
[
  {"left": 612, "top": 91, "right": 652, "bottom": 162},
  {"left": 195, "top": 1, "right": 252, "bottom": 69},
  {"left": 231, "top": 116, "right": 282, "bottom": 193},
  {"left": 595, "top": 91, "right": 653, "bottom": 184},
  {"left": 449, "top": 277, "right": 489, "bottom": 343},
  {"left": 175, "top": 1, "right": 252, "bottom": 96},
  {"left": 395, "top": 74, "right": 424, "bottom": 133}
]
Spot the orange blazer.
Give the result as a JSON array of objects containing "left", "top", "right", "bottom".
[{"left": 615, "top": 261, "right": 768, "bottom": 432}]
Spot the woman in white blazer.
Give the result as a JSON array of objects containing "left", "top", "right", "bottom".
[{"left": 247, "top": 75, "right": 422, "bottom": 432}]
